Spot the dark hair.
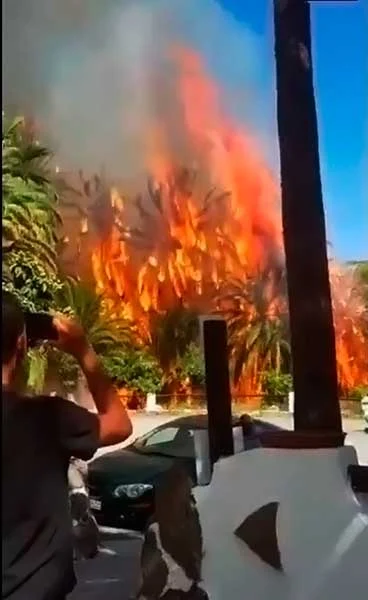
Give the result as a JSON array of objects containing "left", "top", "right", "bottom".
[{"left": 2, "top": 291, "right": 25, "bottom": 364}]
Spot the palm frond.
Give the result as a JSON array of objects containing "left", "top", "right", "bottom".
[
  {"left": 54, "top": 279, "right": 131, "bottom": 355},
  {"left": 2, "top": 115, "right": 62, "bottom": 278},
  {"left": 218, "top": 269, "right": 290, "bottom": 386}
]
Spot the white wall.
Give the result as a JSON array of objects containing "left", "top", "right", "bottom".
[{"left": 194, "top": 446, "right": 368, "bottom": 600}]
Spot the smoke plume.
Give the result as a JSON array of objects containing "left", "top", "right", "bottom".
[{"left": 3, "top": 0, "right": 274, "bottom": 178}]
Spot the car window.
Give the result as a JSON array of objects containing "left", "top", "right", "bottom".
[
  {"left": 144, "top": 427, "right": 180, "bottom": 446},
  {"left": 137, "top": 425, "right": 195, "bottom": 458}
]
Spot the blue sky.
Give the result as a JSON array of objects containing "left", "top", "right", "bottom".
[{"left": 219, "top": 0, "right": 367, "bottom": 261}]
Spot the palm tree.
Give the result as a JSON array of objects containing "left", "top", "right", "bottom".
[
  {"left": 273, "top": 0, "right": 341, "bottom": 432},
  {"left": 56, "top": 169, "right": 113, "bottom": 280},
  {"left": 117, "top": 166, "right": 234, "bottom": 312},
  {"left": 54, "top": 279, "right": 132, "bottom": 355},
  {"left": 28, "top": 280, "right": 133, "bottom": 397},
  {"left": 2, "top": 178, "right": 59, "bottom": 272},
  {"left": 2, "top": 116, "right": 55, "bottom": 185},
  {"left": 150, "top": 305, "right": 200, "bottom": 382},
  {"left": 219, "top": 270, "right": 290, "bottom": 391},
  {"left": 2, "top": 116, "right": 61, "bottom": 274},
  {"left": 55, "top": 279, "right": 133, "bottom": 404}
]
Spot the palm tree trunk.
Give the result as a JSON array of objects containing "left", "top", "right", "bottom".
[{"left": 273, "top": 0, "right": 342, "bottom": 432}]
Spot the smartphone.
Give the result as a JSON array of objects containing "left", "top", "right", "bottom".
[{"left": 25, "top": 313, "right": 58, "bottom": 347}]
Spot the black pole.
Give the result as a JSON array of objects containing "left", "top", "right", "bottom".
[
  {"left": 273, "top": 0, "right": 342, "bottom": 433},
  {"left": 201, "top": 317, "right": 234, "bottom": 465}
]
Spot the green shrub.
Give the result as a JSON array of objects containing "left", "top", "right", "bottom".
[
  {"left": 102, "top": 347, "right": 163, "bottom": 395},
  {"left": 347, "top": 386, "right": 368, "bottom": 402},
  {"left": 262, "top": 370, "right": 292, "bottom": 406},
  {"left": 176, "top": 342, "right": 205, "bottom": 387}
]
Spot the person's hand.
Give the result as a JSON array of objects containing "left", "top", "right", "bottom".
[{"left": 52, "top": 314, "right": 91, "bottom": 361}]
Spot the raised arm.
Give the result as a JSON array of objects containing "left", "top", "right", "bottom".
[
  {"left": 77, "top": 345, "right": 132, "bottom": 446},
  {"left": 53, "top": 315, "right": 132, "bottom": 447}
]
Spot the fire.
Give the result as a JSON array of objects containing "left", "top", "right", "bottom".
[
  {"left": 87, "top": 48, "right": 367, "bottom": 392},
  {"left": 91, "top": 49, "right": 281, "bottom": 335},
  {"left": 330, "top": 264, "right": 368, "bottom": 391}
]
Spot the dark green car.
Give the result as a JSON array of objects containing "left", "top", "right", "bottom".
[{"left": 88, "top": 414, "right": 284, "bottom": 531}]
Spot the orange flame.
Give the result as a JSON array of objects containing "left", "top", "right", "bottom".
[
  {"left": 330, "top": 264, "right": 368, "bottom": 391},
  {"left": 89, "top": 48, "right": 367, "bottom": 392},
  {"left": 92, "top": 49, "right": 281, "bottom": 328}
]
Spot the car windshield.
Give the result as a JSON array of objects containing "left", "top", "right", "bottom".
[
  {"left": 132, "top": 425, "right": 196, "bottom": 458},
  {"left": 131, "top": 420, "right": 250, "bottom": 458}
]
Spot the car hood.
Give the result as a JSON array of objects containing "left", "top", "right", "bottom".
[{"left": 88, "top": 447, "right": 176, "bottom": 486}]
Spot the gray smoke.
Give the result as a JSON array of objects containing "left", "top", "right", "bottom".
[{"left": 3, "top": 0, "right": 273, "bottom": 178}]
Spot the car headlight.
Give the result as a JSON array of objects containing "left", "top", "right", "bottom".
[{"left": 113, "top": 483, "right": 153, "bottom": 499}]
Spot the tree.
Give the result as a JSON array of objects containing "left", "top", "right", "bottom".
[
  {"left": 54, "top": 279, "right": 132, "bottom": 355},
  {"left": 2, "top": 115, "right": 68, "bottom": 394},
  {"left": 3, "top": 116, "right": 55, "bottom": 185},
  {"left": 273, "top": 0, "right": 341, "bottom": 432},
  {"left": 150, "top": 306, "right": 200, "bottom": 376},
  {"left": 55, "top": 169, "right": 111, "bottom": 281},
  {"left": 219, "top": 270, "right": 290, "bottom": 390},
  {"left": 2, "top": 115, "right": 61, "bottom": 277},
  {"left": 89, "top": 166, "right": 234, "bottom": 324},
  {"left": 26, "top": 280, "right": 133, "bottom": 395}
]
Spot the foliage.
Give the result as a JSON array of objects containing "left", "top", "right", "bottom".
[
  {"left": 357, "top": 262, "right": 368, "bottom": 285},
  {"left": 262, "top": 370, "right": 293, "bottom": 406},
  {"left": 2, "top": 115, "right": 66, "bottom": 393},
  {"left": 219, "top": 269, "right": 290, "bottom": 387},
  {"left": 2, "top": 115, "right": 61, "bottom": 275},
  {"left": 150, "top": 306, "right": 200, "bottom": 373},
  {"left": 177, "top": 342, "right": 205, "bottom": 387},
  {"left": 346, "top": 385, "right": 368, "bottom": 402},
  {"left": 4, "top": 116, "right": 364, "bottom": 401},
  {"left": 2, "top": 116, "right": 54, "bottom": 184},
  {"left": 3, "top": 260, "right": 69, "bottom": 393},
  {"left": 355, "top": 261, "right": 368, "bottom": 307},
  {"left": 102, "top": 347, "right": 163, "bottom": 395},
  {"left": 121, "top": 167, "right": 231, "bottom": 254},
  {"left": 44, "top": 279, "right": 132, "bottom": 391},
  {"left": 2, "top": 251, "right": 63, "bottom": 313},
  {"left": 54, "top": 279, "right": 131, "bottom": 355}
]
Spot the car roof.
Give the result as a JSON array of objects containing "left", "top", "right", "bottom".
[
  {"left": 157, "top": 414, "right": 285, "bottom": 434},
  {"left": 162, "top": 413, "right": 250, "bottom": 430}
]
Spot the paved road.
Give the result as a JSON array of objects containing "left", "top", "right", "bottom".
[{"left": 70, "top": 537, "right": 142, "bottom": 600}]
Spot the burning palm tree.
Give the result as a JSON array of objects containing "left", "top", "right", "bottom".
[
  {"left": 218, "top": 269, "right": 290, "bottom": 392},
  {"left": 90, "top": 166, "right": 241, "bottom": 334}
]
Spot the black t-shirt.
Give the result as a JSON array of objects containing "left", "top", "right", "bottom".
[{"left": 2, "top": 392, "right": 99, "bottom": 600}]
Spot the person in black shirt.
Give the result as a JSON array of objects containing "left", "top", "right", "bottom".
[{"left": 2, "top": 292, "right": 132, "bottom": 600}]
